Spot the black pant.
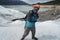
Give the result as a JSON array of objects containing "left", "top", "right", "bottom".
[{"left": 21, "top": 27, "right": 36, "bottom": 39}]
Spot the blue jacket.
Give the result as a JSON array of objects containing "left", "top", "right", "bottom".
[{"left": 25, "top": 11, "right": 39, "bottom": 28}]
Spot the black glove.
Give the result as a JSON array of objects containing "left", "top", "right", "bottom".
[{"left": 12, "top": 19, "right": 18, "bottom": 21}]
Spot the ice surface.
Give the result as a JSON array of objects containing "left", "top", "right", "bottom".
[
  {"left": 0, "top": 19, "right": 60, "bottom": 40},
  {"left": 0, "top": 5, "right": 60, "bottom": 40},
  {"left": 0, "top": 5, "right": 26, "bottom": 25}
]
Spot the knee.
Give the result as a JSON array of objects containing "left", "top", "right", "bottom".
[{"left": 24, "top": 32, "right": 29, "bottom": 36}]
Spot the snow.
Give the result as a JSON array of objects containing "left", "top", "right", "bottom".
[
  {"left": 0, "top": 5, "right": 60, "bottom": 40},
  {"left": 0, "top": 5, "right": 26, "bottom": 25},
  {"left": 0, "top": 19, "right": 60, "bottom": 40}
]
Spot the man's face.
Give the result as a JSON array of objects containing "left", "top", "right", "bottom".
[{"left": 33, "top": 8, "right": 39, "bottom": 13}]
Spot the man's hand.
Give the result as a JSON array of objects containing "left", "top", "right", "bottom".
[{"left": 11, "top": 18, "right": 25, "bottom": 21}]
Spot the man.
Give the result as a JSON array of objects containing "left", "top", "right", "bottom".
[
  {"left": 12, "top": 3, "right": 40, "bottom": 40},
  {"left": 21, "top": 3, "right": 40, "bottom": 40}
]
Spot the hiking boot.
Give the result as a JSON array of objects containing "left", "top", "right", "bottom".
[
  {"left": 21, "top": 38, "right": 24, "bottom": 40},
  {"left": 32, "top": 37, "right": 38, "bottom": 40}
]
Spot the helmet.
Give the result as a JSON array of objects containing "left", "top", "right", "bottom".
[{"left": 33, "top": 3, "right": 40, "bottom": 9}]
